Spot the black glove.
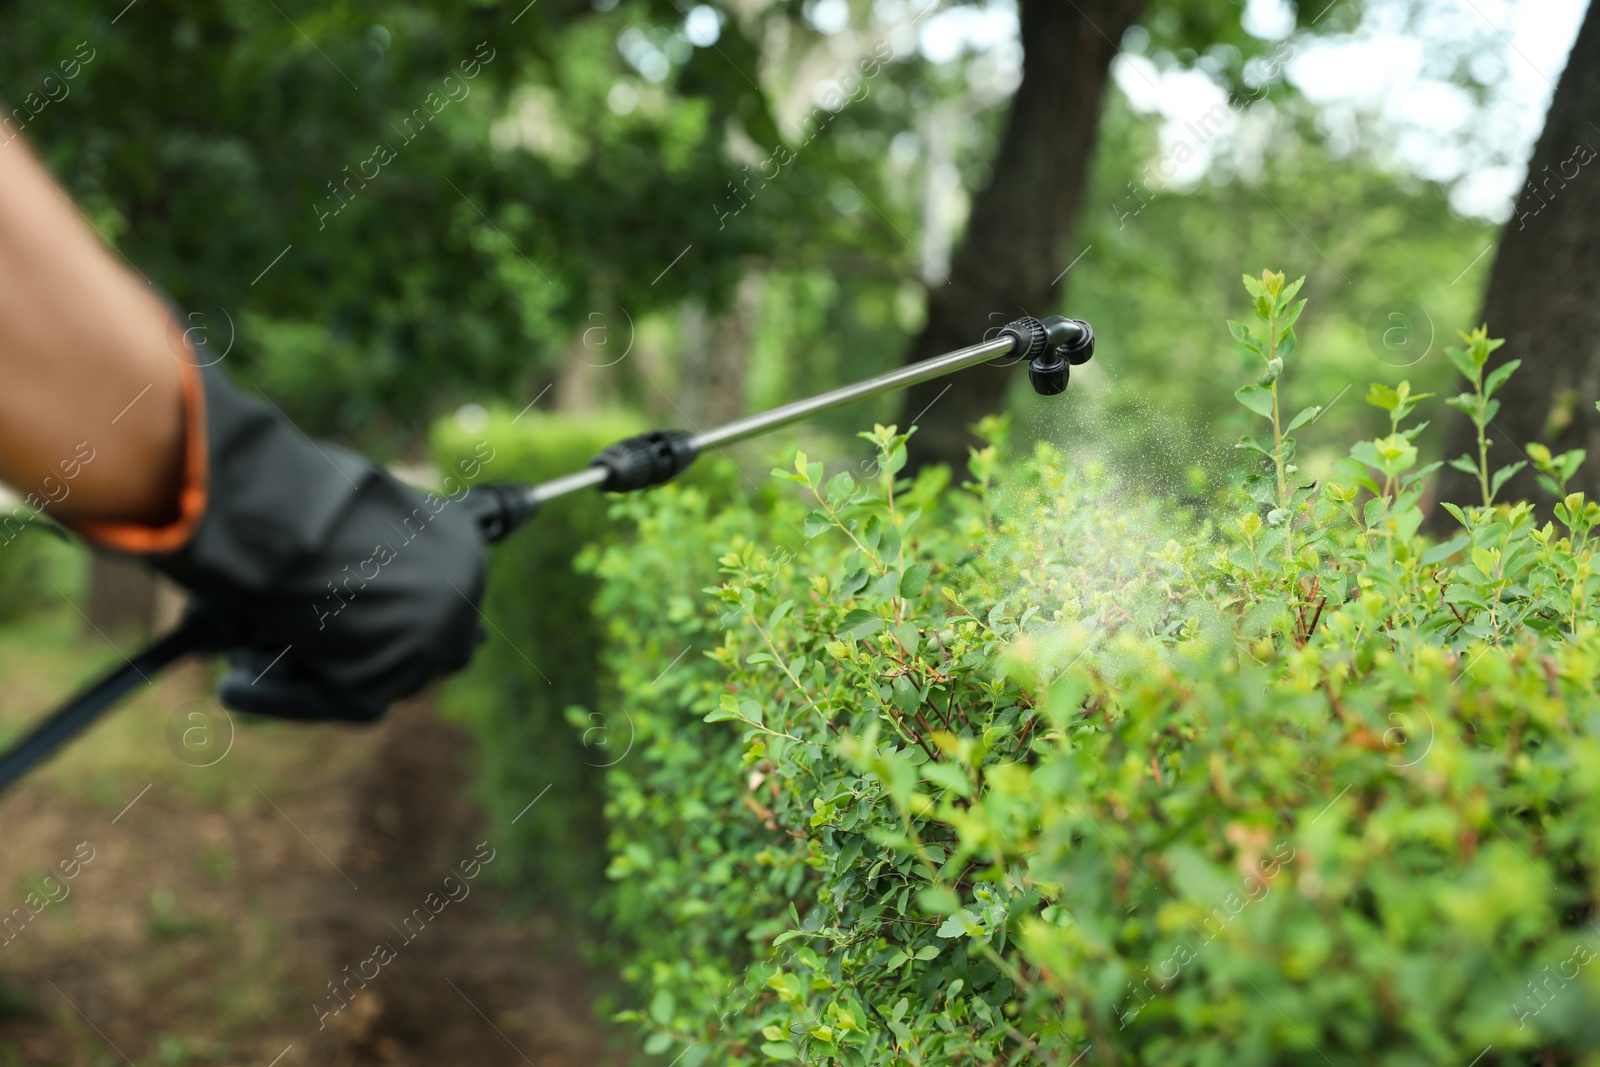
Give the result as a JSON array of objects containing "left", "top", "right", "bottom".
[{"left": 144, "top": 365, "right": 487, "bottom": 722}]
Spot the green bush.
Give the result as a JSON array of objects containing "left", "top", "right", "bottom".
[
  {"left": 585, "top": 272, "right": 1600, "bottom": 1065},
  {"left": 433, "top": 405, "right": 642, "bottom": 909}
]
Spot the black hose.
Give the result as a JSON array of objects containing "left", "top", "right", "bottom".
[{"left": 0, "top": 606, "right": 216, "bottom": 794}]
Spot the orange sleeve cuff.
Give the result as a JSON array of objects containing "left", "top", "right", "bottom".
[{"left": 71, "top": 355, "right": 209, "bottom": 555}]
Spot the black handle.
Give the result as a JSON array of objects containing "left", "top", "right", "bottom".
[{"left": 0, "top": 603, "right": 224, "bottom": 795}]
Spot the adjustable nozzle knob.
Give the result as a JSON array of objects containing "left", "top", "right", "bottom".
[{"left": 1028, "top": 353, "right": 1070, "bottom": 396}]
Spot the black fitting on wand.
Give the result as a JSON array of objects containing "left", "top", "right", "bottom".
[
  {"left": 592, "top": 429, "right": 701, "bottom": 493},
  {"left": 463, "top": 482, "right": 540, "bottom": 544},
  {"left": 997, "top": 317, "right": 1049, "bottom": 362},
  {"left": 1044, "top": 316, "right": 1095, "bottom": 365}
]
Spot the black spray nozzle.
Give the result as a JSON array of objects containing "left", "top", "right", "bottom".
[{"left": 998, "top": 316, "right": 1094, "bottom": 396}]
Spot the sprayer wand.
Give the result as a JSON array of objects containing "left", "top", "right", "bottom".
[
  {"left": 467, "top": 314, "right": 1093, "bottom": 542},
  {"left": 0, "top": 315, "right": 1092, "bottom": 794}
]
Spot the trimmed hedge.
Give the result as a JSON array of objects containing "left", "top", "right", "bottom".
[{"left": 579, "top": 273, "right": 1600, "bottom": 1065}]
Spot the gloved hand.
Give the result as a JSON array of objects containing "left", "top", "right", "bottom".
[{"left": 138, "top": 364, "right": 487, "bottom": 721}]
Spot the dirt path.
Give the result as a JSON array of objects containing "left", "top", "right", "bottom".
[{"left": 0, "top": 656, "right": 622, "bottom": 1067}]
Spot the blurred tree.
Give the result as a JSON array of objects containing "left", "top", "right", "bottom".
[
  {"left": 1434, "top": 0, "right": 1599, "bottom": 508},
  {"left": 1052, "top": 90, "right": 1493, "bottom": 492},
  {"left": 0, "top": 0, "right": 774, "bottom": 452},
  {"left": 899, "top": 0, "right": 1146, "bottom": 470},
  {"left": 899, "top": 0, "right": 1372, "bottom": 470}
]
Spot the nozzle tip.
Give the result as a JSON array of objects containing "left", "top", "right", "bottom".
[{"left": 1028, "top": 354, "right": 1070, "bottom": 396}]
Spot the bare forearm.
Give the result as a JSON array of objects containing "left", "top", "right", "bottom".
[{"left": 0, "top": 137, "right": 183, "bottom": 524}]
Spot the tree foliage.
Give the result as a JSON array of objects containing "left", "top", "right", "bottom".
[{"left": 0, "top": 0, "right": 779, "bottom": 444}]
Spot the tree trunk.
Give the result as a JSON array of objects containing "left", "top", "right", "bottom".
[
  {"left": 1434, "top": 1, "right": 1600, "bottom": 511},
  {"left": 681, "top": 273, "right": 763, "bottom": 427},
  {"left": 901, "top": 0, "right": 1144, "bottom": 470}
]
